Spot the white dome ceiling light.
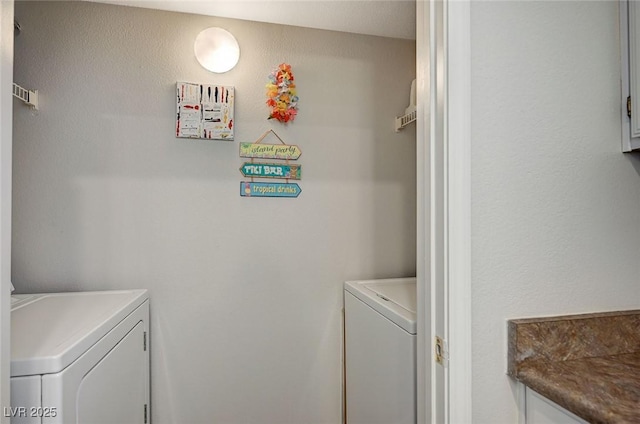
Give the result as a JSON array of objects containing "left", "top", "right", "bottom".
[{"left": 194, "top": 27, "right": 240, "bottom": 73}]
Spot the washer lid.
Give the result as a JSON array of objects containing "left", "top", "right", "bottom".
[
  {"left": 11, "top": 289, "right": 148, "bottom": 377},
  {"left": 345, "top": 278, "right": 417, "bottom": 334}
]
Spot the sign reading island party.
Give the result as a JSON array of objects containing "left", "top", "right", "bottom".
[
  {"left": 240, "top": 182, "right": 302, "bottom": 198},
  {"left": 239, "top": 143, "right": 302, "bottom": 160}
]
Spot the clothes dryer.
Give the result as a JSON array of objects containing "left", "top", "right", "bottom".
[{"left": 9, "top": 290, "right": 150, "bottom": 424}]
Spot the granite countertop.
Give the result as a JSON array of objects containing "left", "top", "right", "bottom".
[{"left": 507, "top": 310, "right": 640, "bottom": 424}]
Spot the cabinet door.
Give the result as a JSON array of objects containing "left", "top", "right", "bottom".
[
  {"left": 621, "top": 0, "right": 640, "bottom": 151},
  {"left": 525, "top": 388, "right": 588, "bottom": 424}
]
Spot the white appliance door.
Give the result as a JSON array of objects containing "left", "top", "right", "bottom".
[
  {"left": 76, "top": 322, "right": 146, "bottom": 423},
  {"left": 42, "top": 319, "right": 147, "bottom": 424}
]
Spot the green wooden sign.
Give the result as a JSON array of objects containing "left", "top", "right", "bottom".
[
  {"left": 239, "top": 163, "right": 301, "bottom": 180},
  {"left": 239, "top": 143, "right": 302, "bottom": 160}
]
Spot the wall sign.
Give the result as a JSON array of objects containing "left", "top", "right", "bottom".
[
  {"left": 176, "top": 82, "right": 234, "bottom": 140},
  {"left": 240, "top": 182, "right": 302, "bottom": 198},
  {"left": 239, "top": 142, "right": 302, "bottom": 160},
  {"left": 239, "top": 130, "right": 303, "bottom": 199},
  {"left": 239, "top": 163, "right": 301, "bottom": 180}
]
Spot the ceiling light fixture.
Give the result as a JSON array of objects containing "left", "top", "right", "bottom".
[{"left": 194, "top": 27, "right": 240, "bottom": 73}]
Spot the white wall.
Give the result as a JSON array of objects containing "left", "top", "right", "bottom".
[
  {"left": 11, "top": 2, "right": 416, "bottom": 423},
  {"left": 0, "top": 1, "right": 13, "bottom": 421},
  {"left": 471, "top": 2, "right": 640, "bottom": 423}
]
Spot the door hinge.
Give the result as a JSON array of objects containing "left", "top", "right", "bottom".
[
  {"left": 144, "top": 404, "right": 148, "bottom": 423},
  {"left": 628, "top": 96, "right": 632, "bottom": 118},
  {"left": 435, "top": 336, "right": 449, "bottom": 367},
  {"left": 143, "top": 331, "right": 147, "bottom": 351}
]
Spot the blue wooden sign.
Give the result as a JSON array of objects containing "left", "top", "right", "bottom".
[
  {"left": 239, "top": 163, "right": 301, "bottom": 180},
  {"left": 240, "top": 182, "right": 302, "bottom": 198}
]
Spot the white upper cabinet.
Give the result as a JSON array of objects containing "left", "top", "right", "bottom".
[{"left": 621, "top": 0, "right": 640, "bottom": 151}]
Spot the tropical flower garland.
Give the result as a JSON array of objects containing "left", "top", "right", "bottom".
[{"left": 266, "top": 63, "right": 299, "bottom": 123}]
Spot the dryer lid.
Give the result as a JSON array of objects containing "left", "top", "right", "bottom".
[
  {"left": 344, "top": 278, "right": 417, "bottom": 334},
  {"left": 11, "top": 290, "right": 148, "bottom": 377},
  {"left": 363, "top": 280, "right": 416, "bottom": 314}
]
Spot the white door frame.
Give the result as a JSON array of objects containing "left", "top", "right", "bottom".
[
  {"left": 445, "top": 0, "right": 472, "bottom": 422},
  {"left": 415, "top": 1, "right": 432, "bottom": 422},
  {"left": 0, "top": 1, "right": 14, "bottom": 421},
  {"left": 0, "top": 1, "right": 472, "bottom": 422},
  {"left": 416, "top": 0, "right": 471, "bottom": 422}
]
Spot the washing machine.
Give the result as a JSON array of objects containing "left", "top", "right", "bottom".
[
  {"left": 344, "top": 278, "right": 416, "bottom": 424},
  {"left": 10, "top": 289, "right": 150, "bottom": 424}
]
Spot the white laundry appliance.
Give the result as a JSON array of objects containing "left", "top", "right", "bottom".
[
  {"left": 344, "top": 278, "right": 417, "bottom": 424},
  {"left": 9, "top": 289, "right": 150, "bottom": 424}
]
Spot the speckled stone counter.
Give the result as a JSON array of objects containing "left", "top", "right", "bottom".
[{"left": 507, "top": 310, "right": 640, "bottom": 424}]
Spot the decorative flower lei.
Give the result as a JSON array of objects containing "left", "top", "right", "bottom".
[{"left": 266, "top": 63, "right": 298, "bottom": 123}]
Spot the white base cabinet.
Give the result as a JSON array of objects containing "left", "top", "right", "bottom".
[{"left": 524, "top": 388, "right": 588, "bottom": 424}]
